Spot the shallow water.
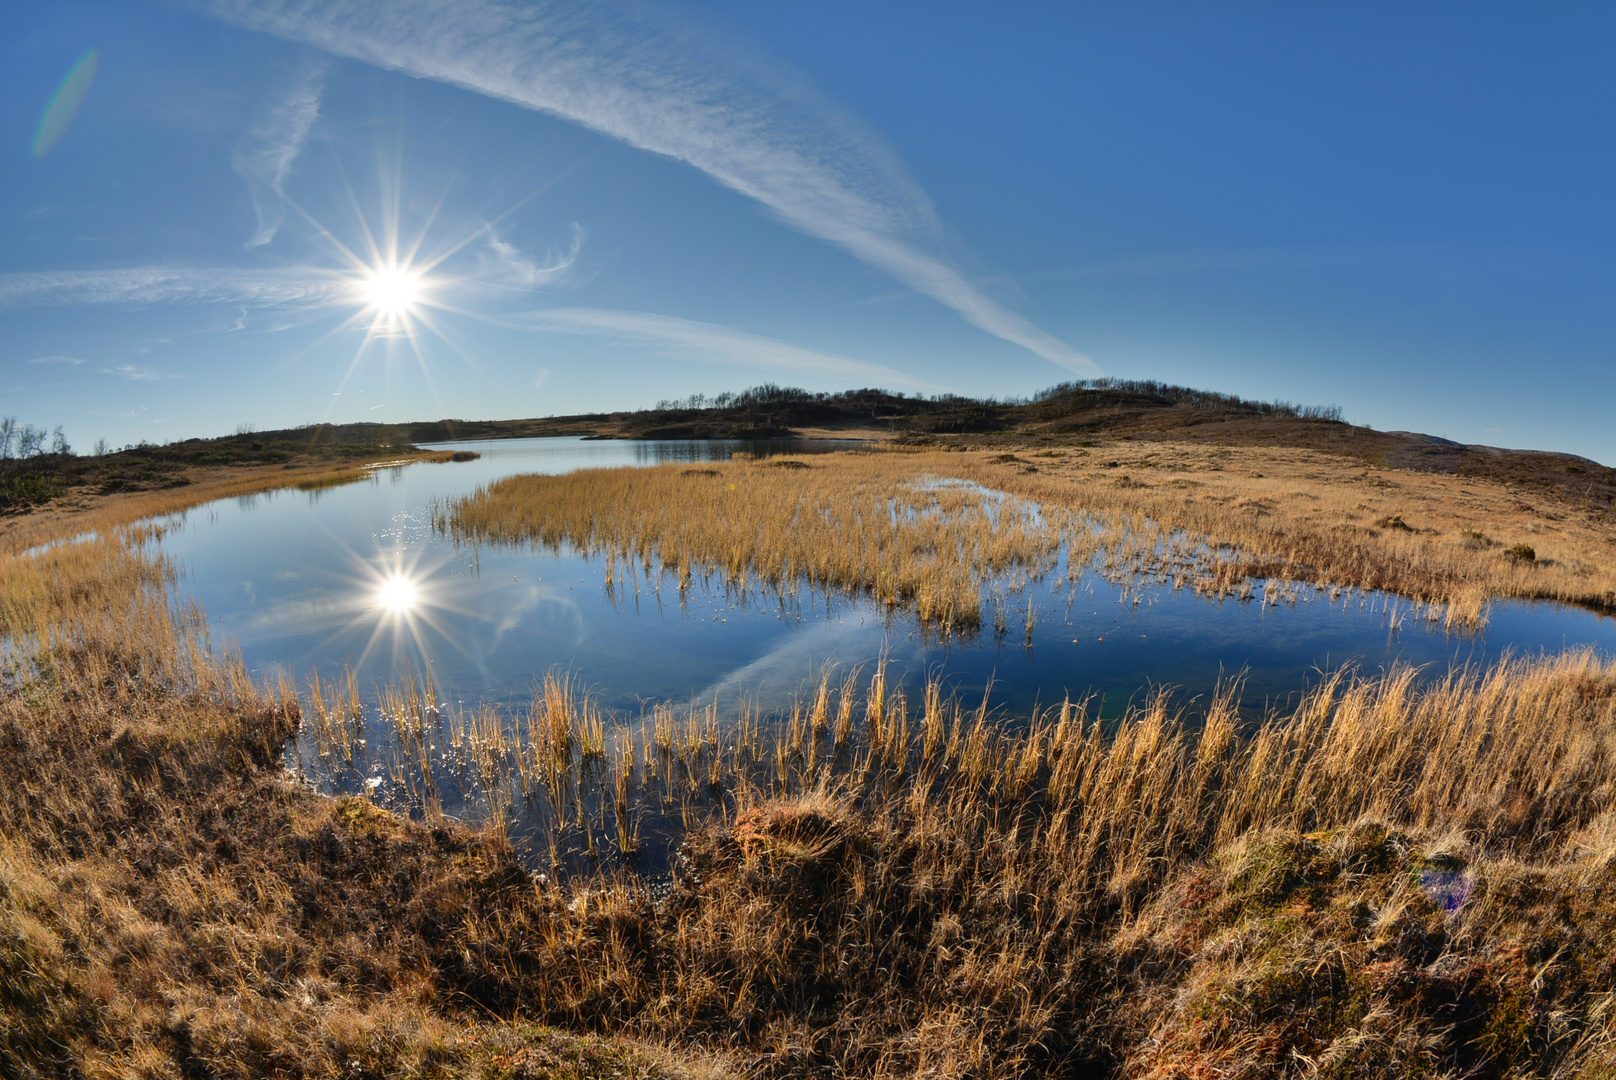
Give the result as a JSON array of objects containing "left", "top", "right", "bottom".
[
  {"left": 155, "top": 436, "right": 1616, "bottom": 725},
  {"left": 143, "top": 435, "right": 1616, "bottom": 869}
]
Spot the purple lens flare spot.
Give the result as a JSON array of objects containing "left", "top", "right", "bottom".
[{"left": 1420, "top": 869, "right": 1472, "bottom": 913}]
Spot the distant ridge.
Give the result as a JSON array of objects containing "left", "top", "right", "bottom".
[{"left": 3, "top": 380, "right": 1612, "bottom": 518}]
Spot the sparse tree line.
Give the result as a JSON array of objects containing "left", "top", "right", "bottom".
[
  {"left": 652, "top": 384, "right": 992, "bottom": 412},
  {"left": 651, "top": 379, "right": 1347, "bottom": 424},
  {"left": 0, "top": 416, "right": 71, "bottom": 459},
  {"left": 0, "top": 418, "right": 117, "bottom": 460},
  {"left": 1033, "top": 378, "right": 1346, "bottom": 421}
]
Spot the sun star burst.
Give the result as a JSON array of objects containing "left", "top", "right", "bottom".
[
  {"left": 376, "top": 573, "right": 420, "bottom": 614},
  {"left": 358, "top": 265, "right": 427, "bottom": 319}
]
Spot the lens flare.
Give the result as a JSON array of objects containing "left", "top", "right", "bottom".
[
  {"left": 33, "top": 50, "right": 99, "bottom": 159},
  {"left": 280, "top": 162, "right": 529, "bottom": 399}
]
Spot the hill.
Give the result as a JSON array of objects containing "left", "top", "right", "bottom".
[{"left": 3, "top": 380, "right": 1612, "bottom": 522}]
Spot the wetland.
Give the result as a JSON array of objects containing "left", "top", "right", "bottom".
[{"left": 6, "top": 393, "right": 1616, "bottom": 1079}]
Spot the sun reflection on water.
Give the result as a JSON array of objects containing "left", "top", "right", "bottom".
[
  {"left": 333, "top": 544, "right": 479, "bottom": 676},
  {"left": 376, "top": 573, "right": 420, "bottom": 614}
]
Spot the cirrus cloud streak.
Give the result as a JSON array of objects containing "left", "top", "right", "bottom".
[
  {"left": 233, "top": 57, "right": 326, "bottom": 249},
  {"left": 0, "top": 267, "right": 354, "bottom": 308},
  {"left": 509, "top": 307, "right": 939, "bottom": 390},
  {"left": 198, "top": 0, "right": 1098, "bottom": 374}
]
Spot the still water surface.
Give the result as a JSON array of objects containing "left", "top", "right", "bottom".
[{"left": 156, "top": 437, "right": 1616, "bottom": 723}]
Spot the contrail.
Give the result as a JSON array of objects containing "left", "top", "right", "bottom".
[
  {"left": 232, "top": 57, "right": 326, "bottom": 249},
  {"left": 198, "top": 0, "right": 1099, "bottom": 374}
]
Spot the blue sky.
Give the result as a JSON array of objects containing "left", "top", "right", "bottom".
[{"left": 3, "top": 2, "right": 1613, "bottom": 463}]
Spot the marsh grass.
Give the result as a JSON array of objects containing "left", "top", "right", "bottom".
[
  {"left": 440, "top": 455, "right": 1236, "bottom": 633},
  {"left": 443, "top": 445, "right": 1616, "bottom": 632},
  {"left": 293, "top": 467, "right": 372, "bottom": 491},
  {"left": 960, "top": 443, "right": 1616, "bottom": 628},
  {"left": 302, "top": 643, "right": 1616, "bottom": 900},
  {"left": 280, "top": 631, "right": 1616, "bottom": 1077},
  {"left": 0, "top": 527, "right": 714, "bottom": 1079},
  {"left": 289, "top": 452, "right": 483, "bottom": 494},
  {"left": 0, "top": 449, "right": 479, "bottom": 560},
  {"left": 440, "top": 456, "right": 1048, "bottom": 628}
]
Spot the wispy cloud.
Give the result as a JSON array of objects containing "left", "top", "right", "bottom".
[
  {"left": 232, "top": 57, "right": 325, "bottom": 249},
  {"left": 30, "top": 354, "right": 83, "bottom": 365},
  {"left": 0, "top": 235, "right": 581, "bottom": 312},
  {"left": 511, "top": 307, "right": 938, "bottom": 390},
  {"left": 200, "top": 0, "right": 1097, "bottom": 374},
  {"left": 0, "top": 267, "right": 351, "bottom": 308},
  {"left": 482, "top": 223, "right": 583, "bottom": 287},
  {"left": 102, "top": 363, "right": 162, "bottom": 381}
]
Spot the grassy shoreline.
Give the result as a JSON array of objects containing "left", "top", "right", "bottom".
[{"left": 0, "top": 450, "right": 477, "bottom": 558}]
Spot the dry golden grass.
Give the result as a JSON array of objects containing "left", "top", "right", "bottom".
[
  {"left": 440, "top": 454, "right": 1062, "bottom": 628},
  {"left": 961, "top": 439, "right": 1616, "bottom": 625},
  {"left": 440, "top": 454, "right": 1210, "bottom": 630},
  {"left": 9, "top": 445, "right": 1616, "bottom": 1077},
  {"left": 303, "top": 640, "right": 1616, "bottom": 902},
  {"left": 284, "top": 640, "right": 1616, "bottom": 1077},
  {"left": 443, "top": 444, "right": 1616, "bottom": 630},
  {"left": 292, "top": 466, "right": 372, "bottom": 490},
  {"left": 0, "top": 528, "right": 720, "bottom": 1080}
]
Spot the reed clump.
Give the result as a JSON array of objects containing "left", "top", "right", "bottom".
[
  {"left": 440, "top": 456, "right": 1070, "bottom": 629},
  {"left": 439, "top": 455, "right": 1237, "bottom": 631},
  {"left": 310, "top": 646, "right": 1616, "bottom": 898},
  {"left": 441, "top": 445, "right": 1616, "bottom": 630},
  {"left": 955, "top": 442, "right": 1616, "bottom": 627},
  {"left": 288, "top": 633, "right": 1616, "bottom": 1076}
]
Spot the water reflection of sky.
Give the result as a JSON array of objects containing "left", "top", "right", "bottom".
[{"left": 157, "top": 437, "right": 1616, "bottom": 721}]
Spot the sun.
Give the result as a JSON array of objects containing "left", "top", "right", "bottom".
[{"left": 359, "top": 266, "right": 425, "bottom": 317}]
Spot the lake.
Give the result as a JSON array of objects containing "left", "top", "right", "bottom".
[
  {"left": 156, "top": 436, "right": 1616, "bottom": 721},
  {"left": 144, "top": 435, "right": 1616, "bottom": 867}
]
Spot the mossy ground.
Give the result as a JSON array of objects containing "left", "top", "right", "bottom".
[{"left": 1113, "top": 825, "right": 1616, "bottom": 1077}]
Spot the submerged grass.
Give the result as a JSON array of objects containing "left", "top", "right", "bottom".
[{"left": 7, "top": 456, "right": 1616, "bottom": 1077}]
